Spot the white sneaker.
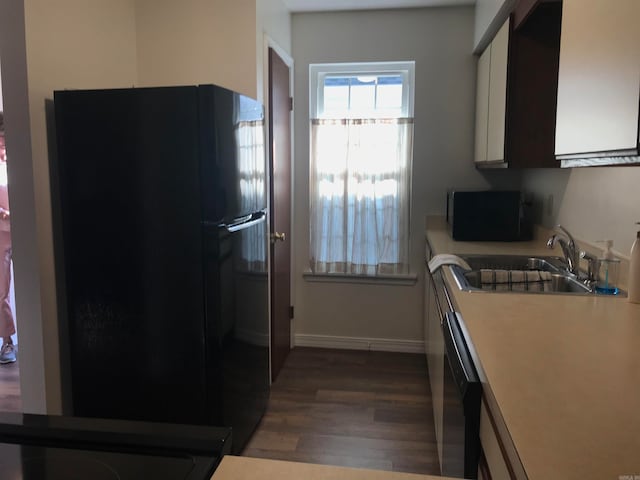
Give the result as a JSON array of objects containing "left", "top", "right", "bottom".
[{"left": 0, "top": 343, "right": 16, "bottom": 364}]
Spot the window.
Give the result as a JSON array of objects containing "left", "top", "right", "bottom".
[{"left": 309, "top": 61, "right": 415, "bottom": 276}]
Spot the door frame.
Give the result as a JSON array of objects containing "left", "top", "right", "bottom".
[
  {"left": 0, "top": 0, "right": 51, "bottom": 414},
  {"left": 262, "top": 35, "right": 294, "bottom": 381}
]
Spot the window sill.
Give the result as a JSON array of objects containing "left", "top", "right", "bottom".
[{"left": 302, "top": 269, "right": 418, "bottom": 286}]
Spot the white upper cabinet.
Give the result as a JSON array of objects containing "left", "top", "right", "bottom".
[
  {"left": 555, "top": 0, "right": 640, "bottom": 159},
  {"left": 474, "top": 46, "right": 491, "bottom": 164},
  {"left": 486, "top": 20, "right": 509, "bottom": 163},
  {"left": 474, "top": 19, "right": 509, "bottom": 165}
]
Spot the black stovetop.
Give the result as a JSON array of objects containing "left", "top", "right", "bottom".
[
  {"left": 0, "top": 442, "right": 218, "bottom": 480},
  {"left": 0, "top": 413, "right": 232, "bottom": 480}
]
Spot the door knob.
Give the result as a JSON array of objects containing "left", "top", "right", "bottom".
[{"left": 271, "top": 232, "right": 286, "bottom": 243}]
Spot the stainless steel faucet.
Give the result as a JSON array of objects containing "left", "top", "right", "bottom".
[
  {"left": 546, "top": 225, "right": 580, "bottom": 275},
  {"left": 580, "top": 250, "right": 600, "bottom": 284}
]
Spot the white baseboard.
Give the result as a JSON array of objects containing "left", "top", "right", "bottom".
[{"left": 294, "top": 333, "right": 424, "bottom": 354}]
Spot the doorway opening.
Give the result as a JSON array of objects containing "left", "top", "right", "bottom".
[{"left": 0, "top": 64, "right": 22, "bottom": 413}]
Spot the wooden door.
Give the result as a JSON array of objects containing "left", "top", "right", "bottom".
[{"left": 268, "top": 47, "right": 291, "bottom": 382}]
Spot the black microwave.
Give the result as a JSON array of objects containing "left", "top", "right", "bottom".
[{"left": 446, "top": 190, "right": 531, "bottom": 241}]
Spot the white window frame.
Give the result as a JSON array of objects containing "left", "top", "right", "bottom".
[
  {"left": 309, "top": 61, "right": 415, "bottom": 119},
  {"left": 306, "top": 60, "right": 417, "bottom": 284}
]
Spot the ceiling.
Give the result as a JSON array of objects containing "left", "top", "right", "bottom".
[{"left": 282, "top": 0, "right": 475, "bottom": 13}]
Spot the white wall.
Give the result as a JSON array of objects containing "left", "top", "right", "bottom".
[
  {"left": 134, "top": 0, "right": 292, "bottom": 101},
  {"left": 291, "top": 7, "right": 514, "bottom": 347},
  {"left": 257, "top": 0, "right": 292, "bottom": 104},
  {"left": 473, "top": 0, "right": 516, "bottom": 53},
  {"left": 135, "top": 0, "right": 258, "bottom": 98},
  {"left": 521, "top": 167, "right": 640, "bottom": 258}
]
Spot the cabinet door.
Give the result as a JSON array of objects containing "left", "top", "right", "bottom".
[
  {"left": 486, "top": 20, "right": 509, "bottom": 163},
  {"left": 555, "top": 0, "right": 640, "bottom": 158},
  {"left": 505, "top": 1, "right": 562, "bottom": 168},
  {"left": 474, "top": 19, "right": 509, "bottom": 165},
  {"left": 479, "top": 402, "right": 511, "bottom": 479},
  {"left": 474, "top": 46, "right": 491, "bottom": 163}
]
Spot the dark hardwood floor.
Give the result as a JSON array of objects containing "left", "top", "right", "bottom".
[
  {"left": 0, "top": 347, "right": 438, "bottom": 475},
  {"left": 0, "top": 358, "right": 21, "bottom": 413},
  {"left": 242, "top": 347, "right": 439, "bottom": 475}
]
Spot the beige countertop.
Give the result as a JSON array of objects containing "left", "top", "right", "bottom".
[
  {"left": 212, "top": 456, "right": 458, "bottom": 480},
  {"left": 426, "top": 217, "right": 640, "bottom": 480}
]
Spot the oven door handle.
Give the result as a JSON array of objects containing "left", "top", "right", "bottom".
[
  {"left": 440, "top": 311, "right": 482, "bottom": 480},
  {"left": 442, "top": 312, "right": 480, "bottom": 398}
]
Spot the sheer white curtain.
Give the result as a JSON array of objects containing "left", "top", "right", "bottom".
[{"left": 309, "top": 117, "right": 413, "bottom": 275}]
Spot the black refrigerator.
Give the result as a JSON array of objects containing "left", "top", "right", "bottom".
[{"left": 51, "top": 85, "right": 270, "bottom": 454}]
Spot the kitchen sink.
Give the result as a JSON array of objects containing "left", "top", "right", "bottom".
[
  {"left": 458, "top": 254, "right": 566, "bottom": 273},
  {"left": 449, "top": 254, "right": 594, "bottom": 295}
]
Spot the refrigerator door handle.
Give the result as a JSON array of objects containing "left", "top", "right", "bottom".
[{"left": 224, "top": 210, "right": 266, "bottom": 232}]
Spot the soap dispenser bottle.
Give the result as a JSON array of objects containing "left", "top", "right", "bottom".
[
  {"left": 629, "top": 223, "right": 640, "bottom": 303},
  {"left": 595, "top": 240, "right": 620, "bottom": 295}
]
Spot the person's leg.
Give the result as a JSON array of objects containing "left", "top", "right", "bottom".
[
  {"left": 0, "top": 234, "right": 16, "bottom": 364},
  {"left": 0, "top": 339, "right": 16, "bottom": 363}
]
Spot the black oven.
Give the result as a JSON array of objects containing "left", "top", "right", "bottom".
[{"left": 428, "top": 268, "right": 482, "bottom": 478}]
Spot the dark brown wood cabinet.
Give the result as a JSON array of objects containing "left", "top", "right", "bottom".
[
  {"left": 505, "top": 0, "right": 562, "bottom": 168},
  {"left": 476, "top": 0, "right": 562, "bottom": 169}
]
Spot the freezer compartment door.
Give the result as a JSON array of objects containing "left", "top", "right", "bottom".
[{"left": 198, "top": 85, "right": 267, "bottom": 224}]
